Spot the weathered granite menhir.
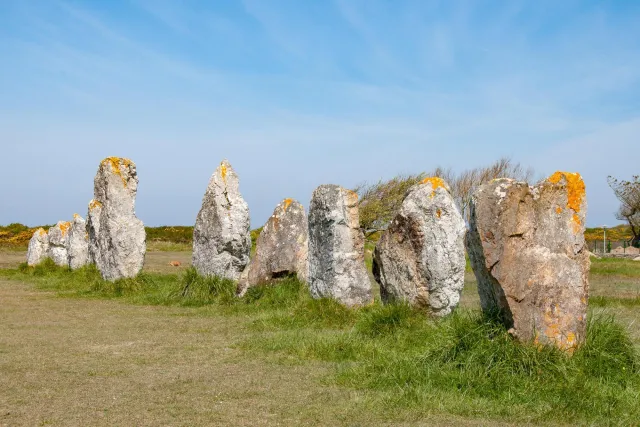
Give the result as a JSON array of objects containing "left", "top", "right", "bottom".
[
  {"left": 192, "top": 160, "right": 251, "bottom": 280},
  {"left": 89, "top": 157, "right": 146, "bottom": 281},
  {"left": 237, "top": 198, "right": 308, "bottom": 296},
  {"left": 373, "top": 177, "right": 466, "bottom": 317},
  {"left": 466, "top": 172, "right": 590, "bottom": 352},
  {"left": 308, "top": 184, "right": 372, "bottom": 307}
]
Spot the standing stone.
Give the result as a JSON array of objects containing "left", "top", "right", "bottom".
[
  {"left": 47, "top": 221, "right": 71, "bottom": 267},
  {"left": 466, "top": 172, "right": 590, "bottom": 352},
  {"left": 308, "top": 184, "right": 372, "bottom": 306},
  {"left": 237, "top": 198, "right": 308, "bottom": 296},
  {"left": 372, "top": 177, "right": 466, "bottom": 316},
  {"left": 26, "top": 228, "right": 49, "bottom": 266},
  {"left": 67, "top": 213, "right": 89, "bottom": 270},
  {"left": 192, "top": 160, "right": 251, "bottom": 280},
  {"left": 86, "top": 199, "right": 102, "bottom": 265},
  {"left": 91, "top": 157, "right": 146, "bottom": 281}
]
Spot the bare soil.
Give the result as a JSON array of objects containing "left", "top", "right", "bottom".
[{"left": 0, "top": 250, "right": 510, "bottom": 426}]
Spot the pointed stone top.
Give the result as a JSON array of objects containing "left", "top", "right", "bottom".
[{"left": 100, "top": 157, "right": 136, "bottom": 187}]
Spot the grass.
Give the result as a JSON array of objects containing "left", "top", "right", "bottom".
[
  {"left": 1, "top": 259, "right": 640, "bottom": 425},
  {"left": 590, "top": 257, "right": 640, "bottom": 278}
]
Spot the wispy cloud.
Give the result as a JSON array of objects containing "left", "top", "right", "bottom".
[{"left": 1, "top": 0, "right": 639, "bottom": 226}]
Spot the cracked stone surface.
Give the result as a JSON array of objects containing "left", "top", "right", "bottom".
[
  {"left": 26, "top": 228, "right": 49, "bottom": 266},
  {"left": 90, "top": 157, "right": 146, "bottom": 281},
  {"left": 237, "top": 198, "right": 308, "bottom": 296},
  {"left": 308, "top": 184, "right": 372, "bottom": 307},
  {"left": 373, "top": 177, "right": 466, "bottom": 317},
  {"left": 192, "top": 159, "right": 251, "bottom": 280},
  {"left": 466, "top": 172, "right": 590, "bottom": 352},
  {"left": 86, "top": 199, "right": 102, "bottom": 265},
  {"left": 67, "top": 214, "right": 90, "bottom": 270},
  {"left": 47, "top": 221, "right": 71, "bottom": 267}
]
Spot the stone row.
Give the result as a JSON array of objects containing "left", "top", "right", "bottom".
[
  {"left": 27, "top": 158, "right": 590, "bottom": 351},
  {"left": 26, "top": 157, "right": 146, "bottom": 281}
]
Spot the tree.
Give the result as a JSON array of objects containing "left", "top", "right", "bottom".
[
  {"left": 355, "top": 157, "right": 534, "bottom": 236},
  {"left": 607, "top": 175, "right": 640, "bottom": 247}
]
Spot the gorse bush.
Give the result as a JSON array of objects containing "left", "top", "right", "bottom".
[{"left": 1, "top": 263, "right": 639, "bottom": 424}]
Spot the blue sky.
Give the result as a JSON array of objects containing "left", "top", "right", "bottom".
[{"left": 1, "top": 0, "right": 639, "bottom": 228}]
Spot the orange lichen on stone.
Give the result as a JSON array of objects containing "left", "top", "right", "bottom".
[
  {"left": 220, "top": 162, "right": 228, "bottom": 181},
  {"left": 436, "top": 209, "right": 442, "bottom": 218},
  {"left": 556, "top": 207, "right": 563, "bottom": 214},
  {"left": 547, "top": 172, "right": 585, "bottom": 213},
  {"left": 571, "top": 214, "right": 582, "bottom": 234},
  {"left": 37, "top": 228, "right": 47, "bottom": 237},
  {"left": 421, "top": 177, "right": 447, "bottom": 197},
  {"left": 89, "top": 200, "right": 102, "bottom": 211},
  {"left": 73, "top": 213, "right": 81, "bottom": 220},
  {"left": 283, "top": 198, "right": 293, "bottom": 212},
  {"left": 102, "top": 157, "right": 133, "bottom": 187},
  {"left": 59, "top": 221, "right": 71, "bottom": 236}
]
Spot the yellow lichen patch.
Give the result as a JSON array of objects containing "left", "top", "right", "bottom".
[
  {"left": 555, "top": 207, "right": 563, "bottom": 214},
  {"left": 436, "top": 209, "right": 442, "bottom": 218},
  {"left": 37, "top": 228, "right": 47, "bottom": 237},
  {"left": 59, "top": 221, "right": 71, "bottom": 236},
  {"left": 547, "top": 172, "right": 585, "bottom": 213},
  {"left": 283, "top": 198, "right": 293, "bottom": 212},
  {"left": 73, "top": 213, "right": 81, "bottom": 220},
  {"left": 102, "top": 157, "right": 133, "bottom": 187},
  {"left": 89, "top": 200, "right": 102, "bottom": 211},
  {"left": 421, "top": 177, "right": 447, "bottom": 197},
  {"left": 220, "top": 162, "right": 228, "bottom": 181}
]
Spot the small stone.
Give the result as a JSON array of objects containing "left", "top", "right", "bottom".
[
  {"left": 192, "top": 160, "right": 251, "bottom": 280},
  {"left": 237, "top": 198, "right": 308, "bottom": 296},
  {"left": 308, "top": 184, "right": 372, "bottom": 306},
  {"left": 466, "top": 172, "right": 589, "bottom": 352},
  {"left": 67, "top": 214, "right": 89, "bottom": 270},
  {"left": 47, "top": 221, "right": 71, "bottom": 267},
  {"left": 90, "top": 157, "right": 146, "bottom": 281},
  {"left": 373, "top": 177, "right": 466, "bottom": 316},
  {"left": 634, "top": 256, "right": 640, "bottom": 262},
  {"left": 26, "top": 228, "right": 49, "bottom": 266}
]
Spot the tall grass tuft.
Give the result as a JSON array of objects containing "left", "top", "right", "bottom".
[{"left": 176, "top": 267, "right": 237, "bottom": 306}]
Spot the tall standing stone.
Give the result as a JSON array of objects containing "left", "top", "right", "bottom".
[
  {"left": 47, "top": 221, "right": 71, "bottom": 267},
  {"left": 308, "top": 184, "right": 372, "bottom": 307},
  {"left": 26, "top": 228, "right": 49, "bottom": 266},
  {"left": 237, "top": 198, "right": 308, "bottom": 296},
  {"left": 372, "top": 178, "right": 466, "bottom": 316},
  {"left": 91, "top": 157, "right": 146, "bottom": 281},
  {"left": 192, "top": 160, "right": 251, "bottom": 280},
  {"left": 86, "top": 199, "right": 102, "bottom": 265},
  {"left": 466, "top": 172, "right": 590, "bottom": 352},
  {"left": 67, "top": 213, "right": 89, "bottom": 270}
]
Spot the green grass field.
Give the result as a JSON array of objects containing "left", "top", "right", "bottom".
[{"left": 1, "top": 254, "right": 639, "bottom": 425}]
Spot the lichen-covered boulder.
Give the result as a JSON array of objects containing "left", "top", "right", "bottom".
[
  {"left": 47, "top": 221, "right": 71, "bottom": 267},
  {"left": 26, "top": 228, "right": 49, "bottom": 266},
  {"left": 237, "top": 198, "right": 308, "bottom": 296},
  {"left": 86, "top": 199, "right": 102, "bottom": 265},
  {"left": 67, "top": 214, "right": 89, "bottom": 270},
  {"left": 308, "top": 184, "right": 372, "bottom": 306},
  {"left": 192, "top": 160, "right": 251, "bottom": 280},
  {"left": 466, "top": 172, "right": 590, "bottom": 352},
  {"left": 91, "top": 157, "right": 146, "bottom": 281},
  {"left": 372, "top": 177, "right": 466, "bottom": 316}
]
